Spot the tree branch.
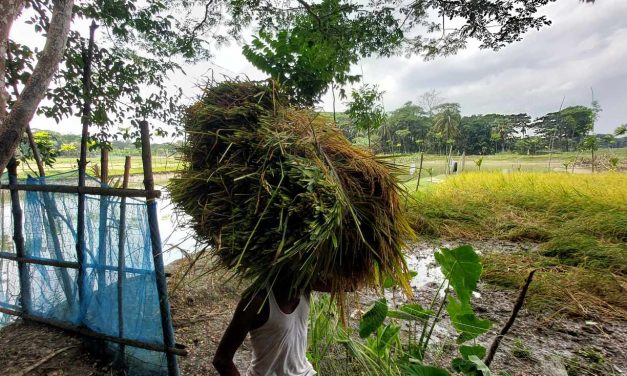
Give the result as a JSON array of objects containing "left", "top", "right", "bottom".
[
  {"left": 484, "top": 269, "right": 536, "bottom": 367},
  {"left": 0, "top": 0, "right": 74, "bottom": 173}
]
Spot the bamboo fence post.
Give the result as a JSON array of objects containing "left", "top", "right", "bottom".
[
  {"left": 97, "top": 148, "right": 109, "bottom": 293},
  {"left": 7, "top": 159, "right": 31, "bottom": 312},
  {"left": 76, "top": 20, "right": 98, "bottom": 321},
  {"left": 415, "top": 152, "right": 424, "bottom": 192},
  {"left": 460, "top": 152, "right": 466, "bottom": 172},
  {"left": 140, "top": 121, "right": 179, "bottom": 376},
  {"left": 116, "top": 156, "right": 131, "bottom": 364}
]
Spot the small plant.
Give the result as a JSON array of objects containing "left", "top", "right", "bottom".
[
  {"left": 475, "top": 157, "right": 483, "bottom": 171},
  {"left": 608, "top": 156, "right": 620, "bottom": 171},
  {"left": 426, "top": 167, "right": 435, "bottom": 182},
  {"left": 511, "top": 338, "right": 532, "bottom": 360}
]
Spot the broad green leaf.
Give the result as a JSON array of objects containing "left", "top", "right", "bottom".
[
  {"left": 401, "top": 363, "right": 452, "bottom": 376},
  {"left": 460, "top": 345, "right": 487, "bottom": 360},
  {"left": 447, "top": 297, "right": 492, "bottom": 343},
  {"left": 468, "top": 355, "right": 492, "bottom": 376},
  {"left": 359, "top": 298, "right": 388, "bottom": 338},
  {"left": 435, "top": 245, "right": 482, "bottom": 304},
  {"left": 377, "top": 324, "right": 400, "bottom": 352},
  {"left": 388, "top": 303, "right": 432, "bottom": 321},
  {"left": 452, "top": 358, "right": 478, "bottom": 374}
]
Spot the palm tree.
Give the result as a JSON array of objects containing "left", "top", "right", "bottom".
[{"left": 432, "top": 104, "right": 461, "bottom": 146}]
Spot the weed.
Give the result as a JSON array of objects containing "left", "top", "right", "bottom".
[{"left": 510, "top": 338, "right": 533, "bottom": 360}]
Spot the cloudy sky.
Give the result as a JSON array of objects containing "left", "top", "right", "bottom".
[{"left": 27, "top": 0, "right": 627, "bottom": 135}]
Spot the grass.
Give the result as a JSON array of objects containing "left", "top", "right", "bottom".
[
  {"left": 15, "top": 153, "right": 181, "bottom": 179},
  {"left": 408, "top": 171, "right": 627, "bottom": 319}
]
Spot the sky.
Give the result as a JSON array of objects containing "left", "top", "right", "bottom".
[{"left": 25, "top": 0, "right": 627, "bottom": 135}]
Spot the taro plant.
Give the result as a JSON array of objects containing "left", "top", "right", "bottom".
[{"left": 326, "top": 245, "right": 494, "bottom": 376}]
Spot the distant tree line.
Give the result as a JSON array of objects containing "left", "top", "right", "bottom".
[{"left": 339, "top": 99, "right": 626, "bottom": 155}]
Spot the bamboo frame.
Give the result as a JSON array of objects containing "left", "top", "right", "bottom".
[
  {"left": 140, "top": 120, "right": 180, "bottom": 376},
  {"left": 0, "top": 184, "right": 161, "bottom": 199},
  {"left": 0, "top": 305, "right": 187, "bottom": 356}
]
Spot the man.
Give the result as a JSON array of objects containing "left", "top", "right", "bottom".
[{"left": 212, "top": 273, "right": 331, "bottom": 376}]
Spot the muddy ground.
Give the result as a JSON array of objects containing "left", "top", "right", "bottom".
[{"left": 0, "top": 241, "right": 625, "bottom": 375}]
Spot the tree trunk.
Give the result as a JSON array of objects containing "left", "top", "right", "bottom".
[
  {"left": 0, "top": 0, "right": 24, "bottom": 119},
  {"left": 0, "top": 0, "right": 75, "bottom": 173}
]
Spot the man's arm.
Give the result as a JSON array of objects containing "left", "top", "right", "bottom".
[{"left": 213, "top": 293, "right": 266, "bottom": 376}]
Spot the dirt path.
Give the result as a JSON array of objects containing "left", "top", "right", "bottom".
[{"left": 0, "top": 242, "right": 625, "bottom": 375}]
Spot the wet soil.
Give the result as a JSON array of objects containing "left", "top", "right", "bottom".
[{"left": 0, "top": 240, "right": 625, "bottom": 375}]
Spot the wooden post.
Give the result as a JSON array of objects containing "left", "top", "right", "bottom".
[
  {"left": 116, "top": 156, "right": 131, "bottom": 364},
  {"left": 97, "top": 148, "right": 109, "bottom": 293},
  {"left": 7, "top": 159, "right": 32, "bottom": 312},
  {"left": 76, "top": 20, "right": 98, "bottom": 321},
  {"left": 460, "top": 152, "right": 466, "bottom": 172},
  {"left": 140, "top": 121, "right": 179, "bottom": 376},
  {"left": 415, "top": 152, "right": 424, "bottom": 192}
]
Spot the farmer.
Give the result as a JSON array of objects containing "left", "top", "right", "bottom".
[{"left": 212, "top": 272, "right": 331, "bottom": 376}]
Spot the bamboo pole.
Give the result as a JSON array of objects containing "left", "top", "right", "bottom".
[
  {"left": 7, "top": 159, "right": 31, "bottom": 312},
  {"left": 117, "top": 156, "right": 131, "bottom": 364},
  {"left": 415, "top": 152, "right": 424, "bottom": 192},
  {"left": 0, "top": 251, "right": 169, "bottom": 275},
  {"left": 0, "top": 184, "right": 160, "bottom": 198},
  {"left": 76, "top": 21, "right": 98, "bottom": 321},
  {"left": 0, "top": 305, "right": 187, "bottom": 356},
  {"left": 97, "top": 148, "right": 109, "bottom": 293},
  {"left": 140, "top": 121, "right": 179, "bottom": 375}
]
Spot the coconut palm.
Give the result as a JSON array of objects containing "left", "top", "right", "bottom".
[{"left": 432, "top": 103, "right": 461, "bottom": 146}]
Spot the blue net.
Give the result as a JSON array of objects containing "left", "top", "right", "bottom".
[{"left": 0, "top": 171, "right": 172, "bottom": 374}]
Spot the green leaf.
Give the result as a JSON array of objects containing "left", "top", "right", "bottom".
[
  {"left": 452, "top": 358, "right": 478, "bottom": 374},
  {"left": 389, "top": 302, "right": 432, "bottom": 321},
  {"left": 447, "top": 297, "right": 491, "bottom": 343},
  {"left": 359, "top": 298, "right": 388, "bottom": 338},
  {"left": 377, "top": 324, "right": 400, "bottom": 351},
  {"left": 460, "top": 345, "right": 487, "bottom": 360},
  {"left": 401, "top": 363, "right": 452, "bottom": 376},
  {"left": 435, "top": 245, "right": 482, "bottom": 304},
  {"left": 468, "top": 356, "right": 492, "bottom": 376}
]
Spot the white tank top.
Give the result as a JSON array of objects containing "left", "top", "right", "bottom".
[{"left": 246, "top": 291, "right": 316, "bottom": 376}]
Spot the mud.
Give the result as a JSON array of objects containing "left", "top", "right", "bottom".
[{"left": 0, "top": 240, "right": 625, "bottom": 375}]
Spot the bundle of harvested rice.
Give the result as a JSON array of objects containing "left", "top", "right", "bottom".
[{"left": 169, "top": 80, "right": 414, "bottom": 297}]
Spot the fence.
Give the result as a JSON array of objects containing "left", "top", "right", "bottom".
[{"left": 0, "top": 122, "right": 183, "bottom": 375}]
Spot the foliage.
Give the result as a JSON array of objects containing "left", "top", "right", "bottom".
[
  {"left": 314, "top": 245, "right": 493, "bottom": 376},
  {"left": 242, "top": 0, "right": 400, "bottom": 105},
  {"left": 18, "top": 131, "right": 59, "bottom": 168},
  {"left": 345, "top": 85, "right": 386, "bottom": 149},
  {"left": 7, "top": 0, "right": 209, "bottom": 148}
]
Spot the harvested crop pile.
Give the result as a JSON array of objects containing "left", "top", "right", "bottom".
[{"left": 169, "top": 80, "right": 414, "bottom": 297}]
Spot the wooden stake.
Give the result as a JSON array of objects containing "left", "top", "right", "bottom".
[
  {"left": 415, "top": 152, "right": 424, "bottom": 192},
  {"left": 7, "top": 159, "right": 31, "bottom": 312},
  {"left": 76, "top": 20, "right": 98, "bottom": 321},
  {"left": 97, "top": 148, "right": 109, "bottom": 293},
  {"left": 484, "top": 269, "right": 536, "bottom": 366},
  {"left": 116, "top": 156, "right": 131, "bottom": 364},
  {"left": 140, "top": 121, "right": 180, "bottom": 376}
]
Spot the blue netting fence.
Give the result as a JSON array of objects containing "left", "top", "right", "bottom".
[{"left": 0, "top": 171, "right": 172, "bottom": 374}]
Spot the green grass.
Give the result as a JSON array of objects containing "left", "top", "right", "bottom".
[
  {"left": 408, "top": 171, "right": 627, "bottom": 318},
  {"left": 15, "top": 154, "right": 182, "bottom": 179}
]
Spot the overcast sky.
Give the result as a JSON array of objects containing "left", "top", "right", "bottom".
[{"left": 28, "top": 0, "right": 627, "bottom": 135}]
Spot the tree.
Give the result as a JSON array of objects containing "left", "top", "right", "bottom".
[
  {"left": 1, "top": 0, "right": 74, "bottom": 173},
  {"left": 1, "top": 0, "right": 572, "bottom": 171},
  {"left": 580, "top": 135, "right": 599, "bottom": 173},
  {"left": 534, "top": 106, "right": 593, "bottom": 152},
  {"left": 615, "top": 124, "right": 627, "bottom": 136},
  {"left": 345, "top": 84, "right": 386, "bottom": 150},
  {"left": 432, "top": 103, "right": 461, "bottom": 148},
  {"left": 380, "top": 101, "right": 429, "bottom": 153}
]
